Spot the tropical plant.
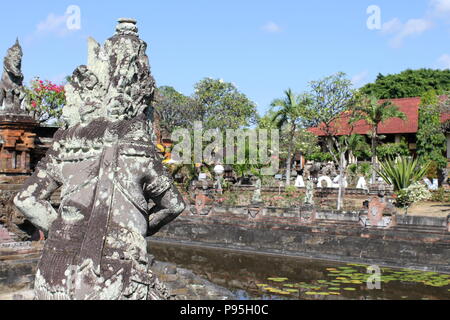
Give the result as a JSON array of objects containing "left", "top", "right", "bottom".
[
  {"left": 376, "top": 156, "right": 431, "bottom": 191},
  {"left": 343, "top": 134, "right": 371, "bottom": 162},
  {"left": 270, "top": 89, "right": 309, "bottom": 185},
  {"left": 351, "top": 93, "right": 406, "bottom": 183}
]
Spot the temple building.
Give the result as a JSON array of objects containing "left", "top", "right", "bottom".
[{"left": 309, "top": 97, "right": 450, "bottom": 162}]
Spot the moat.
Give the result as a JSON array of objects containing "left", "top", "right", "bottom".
[{"left": 149, "top": 240, "right": 450, "bottom": 300}]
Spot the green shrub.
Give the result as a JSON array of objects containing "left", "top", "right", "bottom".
[
  {"left": 307, "top": 152, "right": 333, "bottom": 162},
  {"left": 376, "top": 140, "right": 410, "bottom": 160},
  {"left": 348, "top": 164, "right": 358, "bottom": 175},
  {"left": 395, "top": 182, "right": 432, "bottom": 209},
  {"left": 357, "top": 163, "right": 372, "bottom": 177},
  {"left": 430, "top": 188, "right": 450, "bottom": 202},
  {"left": 285, "top": 185, "right": 298, "bottom": 197}
]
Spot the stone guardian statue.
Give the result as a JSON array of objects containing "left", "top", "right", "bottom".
[
  {"left": 0, "top": 39, "right": 26, "bottom": 111},
  {"left": 14, "top": 19, "right": 186, "bottom": 300}
]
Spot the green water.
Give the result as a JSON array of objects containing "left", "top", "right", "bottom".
[{"left": 149, "top": 241, "right": 450, "bottom": 300}]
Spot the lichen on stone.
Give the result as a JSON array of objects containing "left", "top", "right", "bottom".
[{"left": 14, "top": 18, "right": 186, "bottom": 300}]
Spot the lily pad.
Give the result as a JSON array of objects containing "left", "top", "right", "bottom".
[{"left": 268, "top": 277, "right": 289, "bottom": 282}]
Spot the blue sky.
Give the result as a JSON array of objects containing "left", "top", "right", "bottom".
[{"left": 1, "top": 0, "right": 449, "bottom": 115}]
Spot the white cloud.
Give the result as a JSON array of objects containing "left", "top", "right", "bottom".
[
  {"left": 381, "top": 18, "right": 402, "bottom": 34},
  {"left": 437, "top": 54, "right": 450, "bottom": 69},
  {"left": 25, "top": 12, "right": 78, "bottom": 44},
  {"left": 430, "top": 0, "right": 450, "bottom": 16},
  {"left": 36, "top": 13, "right": 71, "bottom": 37},
  {"left": 381, "top": 18, "right": 433, "bottom": 48},
  {"left": 351, "top": 71, "right": 370, "bottom": 88},
  {"left": 261, "top": 22, "right": 282, "bottom": 33}
]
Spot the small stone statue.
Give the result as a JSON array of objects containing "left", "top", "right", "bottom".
[
  {"left": 14, "top": 19, "right": 186, "bottom": 300},
  {"left": 0, "top": 39, "right": 26, "bottom": 111},
  {"left": 304, "top": 161, "right": 315, "bottom": 206},
  {"left": 251, "top": 177, "right": 263, "bottom": 204}
]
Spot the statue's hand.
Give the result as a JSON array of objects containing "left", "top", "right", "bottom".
[{"left": 147, "top": 186, "right": 185, "bottom": 236}]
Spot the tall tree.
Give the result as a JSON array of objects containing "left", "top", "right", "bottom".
[
  {"left": 154, "top": 86, "right": 198, "bottom": 134},
  {"left": 416, "top": 90, "right": 448, "bottom": 184},
  {"left": 361, "top": 69, "right": 450, "bottom": 99},
  {"left": 304, "top": 72, "right": 356, "bottom": 210},
  {"left": 351, "top": 94, "right": 406, "bottom": 183},
  {"left": 270, "top": 89, "right": 309, "bottom": 185},
  {"left": 193, "top": 78, "right": 257, "bottom": 130}
]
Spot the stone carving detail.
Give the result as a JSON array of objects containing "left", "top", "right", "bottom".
[
  {"left": 304, "top": 161, "right": 315, "bottom": 206},
  {"left": 251, "top": 177, "right": 263, "bottom": 204},
  {"left": 14, "top": 19, "right": 186, "bottom": 300},
  {"left": 0, "top": 39, "right": 26, "bottom": 112},
  {"left": 359, "top": 193, "right": 396, "bottom": 228}
]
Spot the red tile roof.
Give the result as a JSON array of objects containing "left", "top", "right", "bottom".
[{"left": 309, "top": 97, "right": 450, "bottom": 137}]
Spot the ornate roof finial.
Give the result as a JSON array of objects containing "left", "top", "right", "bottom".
[{"left": 116, "top": 18, "right": 139, "bottom": 36}]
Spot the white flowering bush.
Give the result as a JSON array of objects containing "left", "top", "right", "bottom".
[{"left": 396, "top": 182, "right": 432, "bottom": 209}]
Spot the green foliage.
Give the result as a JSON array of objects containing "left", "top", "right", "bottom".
[
  {"left": 348, "top": 164, "right": 358, "bottom": 175},
  {"left": 416, "top": 90, "right": 447, "bottom": 169},
  {"left": 26, "top": 78, "right": 66, "bottom": 124},
  {"left": 376, "top": 139, "right": 410, "bottom": 160},
  {"left": 304, "top": 72, "right": 355, "bottom": 131},
  {"left": 257, "top": 110, "right": 279, "bottom": 130},
  {"left": 342, "top": 134, "right": 371, "bottom": 160},
  {"left": 360, "top": 69, "right": 450, "bottom": 99},
  {"left": 270, "top": 89, "right": 312, "bottom": 184},
  {"left": 425, "top": 161, "right": 439, "bottom": 179},
  {"left": 193, "top": 78, "right": 257, "bottom": 130},
  {"left": 285, "top": 185, "right": 298, "bottom": 197},
  {"left": 351, "top": 94, "right": 406, "bottom": 131},
  {"left": 357, "top": 163, "right": 372, "bottom": 177},
  {"left": 307, "top": 152, "right": 333, "bottom": 162},
  {"left": 156, "top": 79, "right": 257, "bottom": 132},
  {"left": 347, "top": 163, "right": 372, "bottom": 179},
  {"left": 303, "top": 72, "right": 356, "bottom": 210},
  {"left": 351, "top": 93, "right": 406, "bottom": 181},
  {"left": 155, "top": 86, "right": 197, "bottom": 133},
  {"left": 376, "top": 156, "right": 431, "bottom": 191},
  {"left": 430, "top": 188, "right": 450, "bottom": 202},
  {"left": 270, "top": 89, "right": 309, "bottom": 129}
]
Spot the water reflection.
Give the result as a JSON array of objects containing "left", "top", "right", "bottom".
[{"left": 149, "top": 241, "right": 450, "bottom": 300}]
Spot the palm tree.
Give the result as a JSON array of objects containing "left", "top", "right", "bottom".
[
  {"left": 271, "top": 89, "right": 307, "bottom": 185},
  {"left": 352, "top": 94, "right": 406, "bottom": 184}
]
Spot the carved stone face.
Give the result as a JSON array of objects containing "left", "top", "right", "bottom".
[{"left": 103, "top": 35, "right": 155, "bottom": 121}]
